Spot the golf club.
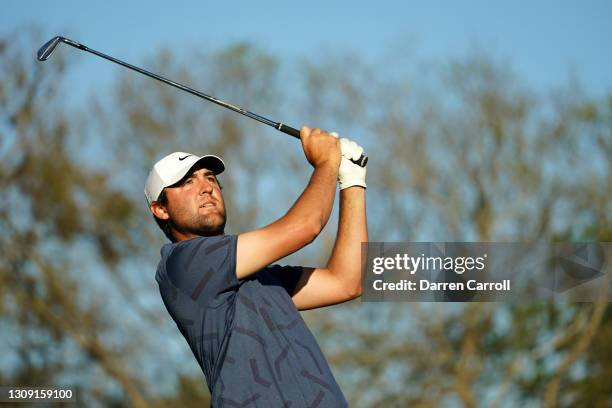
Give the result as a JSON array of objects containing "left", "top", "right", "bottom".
[{"left": 37, "top": 36, "right": 368, "bottom": 167}]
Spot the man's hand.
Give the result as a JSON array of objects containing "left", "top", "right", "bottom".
[
  {"left": 338, "top": 138, "right": 367, "bottom": 190},
  {"left": 300, "top": 127, "right": 341, "bottom": 169}
]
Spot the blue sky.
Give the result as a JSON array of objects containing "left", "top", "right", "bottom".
[
  {"left": 2, "top": 2, "right": 610, "bottom": 397},
  {"left": 3, "top": 0, "right": 612, "bottom": 105}
]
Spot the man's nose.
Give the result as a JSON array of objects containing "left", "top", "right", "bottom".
[{"left": 198, "top": 177, "right": 214, "bottom": 194}]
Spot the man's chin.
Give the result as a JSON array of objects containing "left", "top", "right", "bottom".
[{"left": 195, "top": 215, "right": 226, "bottom": 236}]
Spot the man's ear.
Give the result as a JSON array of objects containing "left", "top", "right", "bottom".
[{"left": 150, "top": 201, "right": 170, "bottom": 220}]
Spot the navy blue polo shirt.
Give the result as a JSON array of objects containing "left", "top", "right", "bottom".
[{"left": 155, "top": 234, "right": 348, "bottom": 407}]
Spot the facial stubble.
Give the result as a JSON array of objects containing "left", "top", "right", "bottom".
[{"left": 169, "top": 202, "right": 227, "bottom": 238}]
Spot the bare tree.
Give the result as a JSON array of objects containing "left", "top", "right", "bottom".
[{"left": 2, "top": 28, "right": 611, "bottom": 407}]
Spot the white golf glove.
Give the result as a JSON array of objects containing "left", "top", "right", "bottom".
[{"left": 330, "top": 132, "right": 367, "bottom": 190}]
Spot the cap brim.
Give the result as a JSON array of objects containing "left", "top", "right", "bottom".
[
  {"left": 191, "top": 155, "right": 225, "bottom": 175},
  {"left": 165, "top": 155, "right": 225, "bottom": 189}
]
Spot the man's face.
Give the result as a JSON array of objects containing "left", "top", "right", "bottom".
[{"left": 153, "top": 166, "right": 227, "bottom": 239}]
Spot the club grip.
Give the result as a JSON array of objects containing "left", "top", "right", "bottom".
[{"left": 277, "top": 124, "right": 368, "bottom": 167}]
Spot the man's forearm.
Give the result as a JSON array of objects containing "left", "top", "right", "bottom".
[
  {"left": 284, "top": 162, "right": 339, "bottom": 233},
  {"left": 326, "top": 187, "right": 367, "bottom": 297}
]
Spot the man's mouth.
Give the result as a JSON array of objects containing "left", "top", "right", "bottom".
[{"left": 200, "top": 202, "right": 215, "bottom": 209}]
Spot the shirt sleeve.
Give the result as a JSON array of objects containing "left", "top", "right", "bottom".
[
  {"left": 164, "top": 235, "right": 239, "bottom": 307},
  {"left": 257, "top": 264, "right": 304, "bottom": 296}
]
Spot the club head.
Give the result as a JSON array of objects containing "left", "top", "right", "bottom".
[{"left": 37, "top": 36, "right": 63, "bottom": 61}]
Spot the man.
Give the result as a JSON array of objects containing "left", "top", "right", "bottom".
[{"left": 144, "top": 127, "right": 367, "bottom": 407}]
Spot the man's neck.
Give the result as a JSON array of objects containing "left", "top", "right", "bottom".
[{"left": 174, "top": 231, "right": 225, "bottom": 242}]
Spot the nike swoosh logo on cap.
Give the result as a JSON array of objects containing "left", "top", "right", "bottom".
[{"left": 179, "top": 155, "right": 192, "bottom": 161}]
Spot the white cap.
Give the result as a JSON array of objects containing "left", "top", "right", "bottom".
[{"left": 144, "top": 152, "right": 225, "bottom": 205}]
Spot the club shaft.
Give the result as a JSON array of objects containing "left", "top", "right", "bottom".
[
  {"left": 61, "top": 39, "right": 280, "bottom": 127},
  {"left": 58, "top": 38, "right": 367, "bottom": 166}
]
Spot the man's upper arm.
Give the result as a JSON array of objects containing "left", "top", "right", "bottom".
[
  {"left": 291, "top": 267, "right": 357, "bottom": 310},
  {"left": 259, "top": 265, "right": 355, "bottom": 310},
  {"left": 236, "top": 219, "right": 317, "bottom": 280}
]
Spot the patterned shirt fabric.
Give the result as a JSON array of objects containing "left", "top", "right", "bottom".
[{"left": 155, "top": 234, "right": 348, "bottom": 407}]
